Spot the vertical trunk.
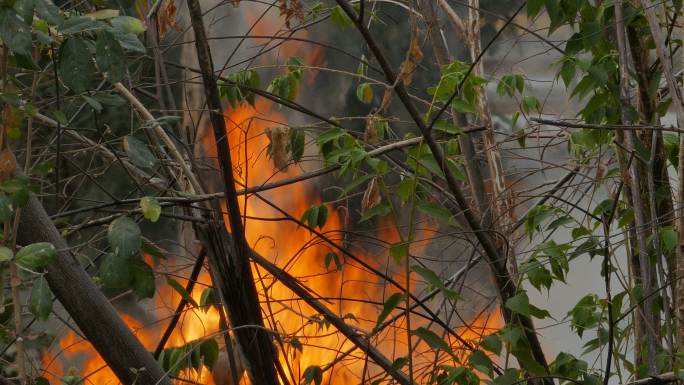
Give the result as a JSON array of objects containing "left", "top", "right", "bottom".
[
  {"left": 638, "top": 0, "right": 684, "bottom": 355},
  {"left": 184, "top": 1, "right": 280, "bottom": 384},
  {"left": 616, "top": 1, "right": 661, "bottom": 374},
  {"left": 465, "top": 0, "right": 518, "bottom": 277}
]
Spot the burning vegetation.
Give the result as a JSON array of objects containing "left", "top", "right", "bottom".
[{"left": 2, "top": 0, "right": 683, "bottom": 385}]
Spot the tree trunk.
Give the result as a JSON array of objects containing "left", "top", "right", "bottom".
[{"left": 17, "top": 194, "right": 172, "bottom": 385}]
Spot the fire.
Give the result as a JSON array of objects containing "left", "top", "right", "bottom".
[
  {"left": 41, "top": 99, "right": 502, "bottom": 385},
  {"left": 41, "top": 7, "right": 502, "bottom": 385}
]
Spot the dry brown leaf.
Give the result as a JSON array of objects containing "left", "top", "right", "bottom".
[
  {"left": 265, "top": 126, "right": 291, "bottom": 170},
  {"left": 278, "top": 0, "right": 304, "bottom": 28},
  {"left": 157, "top": 0, "right": 181, "bottom": 41},
  {"left": 361, "top": 177, "right": 381, "bottom": 212},
  {"left": 379, "top": 12, "right": 423, "bottom": 113},
  {"left": 397, "top": 17, "right": 424, "bottom": 87},
  {"left": 364, "top": 114, "right": 379, "bottom": 144},
  {"left": 0, "top": 149, "right": 16, "bottom": 175}
]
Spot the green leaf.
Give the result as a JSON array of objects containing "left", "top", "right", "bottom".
[
  {"left": 524, "top": 204, "right": 555, "bottom": 238},
  {"left": 0, "top": 8, "right": 31, "bottom": 55},
  {"left": 480, "top": 334, "right": 502, "bottom": 355},
  {"left": 413, "top": 327, "right": 452, "bottom": 353},
  {"left": 109, "top": 30, "right": 146, "bottom": 53},
  {"left": 124, "top": 136, "right": 157, "bottom": 169},
  {"left": 359, "top": 202, "right": 391, "bottom": 222},
  {"left": 82, "top": 95, "right": 103, "bottom": 112},
  {"left": 389, "top": 242, "right": 408, "bottom": 264},
  {"left": 411, "top": 265, "right": 460, "bottom": 300},
  {"left": 59, "top": 16, "right": 104, "bottom": 34},
  {"left": 100, "top": 253, "right": 131, "bottom": 290},
  {"left": 29, "top": 275, "right": 52, "bottom": 320},
  {"left": 374, "top": 292, "right": 405, "bottom": 332},
  {"left": 522, "top": 95, "right": 540, "bottom": 114},
  {"left": 290, "top": 129, "right": 305, "bottom": 163},
  {"left": 356, "top": 82, "right": 373, "bottom": 104},
  {"left": 34, "top": 377, "right": 50, "bottom": 385},
  {"left": 416, "top": 200, "right": 454, "bottom": 226},
  {"left": 317, "top": 127, "right": 347, "bottom": 145},
  {"left": 109, "top": 16, "right": 146, "bottom": 34},
  {"left": 661, "top": 228, "right": 677, "bottom": 253},
  {"left": 107, "top": 216, "right": 141, "bottom": 258},
  {"left": 130, "top": 259, "right": 155, "bottom": 298},
  {"left": 527, "top": 0, "right": 544, "bottom": 18},
  {"left": 15, "top": 242, "right": 56, "bottom": 270},
  {"left": 301, "top": 204, "right": 328, "bottom": 230},
  {"left": 95, "top": 30, "right": 126, "bottom": 83},
  {"left": 469, "top": 350, "right": 493, "bottom": 375},
  {"left": 302, "top": 365, "right": 323, "bottom": 385},
  {"left": 329, "top": 5, "right": 351, "bottom": 29},
  {"left": 490, "top": 369, "right": 521, "bottom": 385},
  {"left": 567, "top": 294, "right": 599, "bottom": 338},
  {"left": 199, "top": 287, "right": 216, "bottom": 312},
  {"left": 59, "top": 38, "right": 96, "bottom": 93},
  {"left": 1, "top": 178, "right": 29, "bottom": 207},
  {"left": 559, "top": 59, "right": 576, "bottom": 87},
  {"left": 0, "top": 195, "right": 12, "bottom": 223},
  {"left": 86, "top": 9, "right": 119, "bottom": 19},
  {"left": 324, "top": 251, "right": 342, "bottom": 271},
  {"left": 34, "top": 0, "right": 61, "bottom": 24},
  {"left": 505, "top": 291, "right": 550, "bottom": 319},
  {"left": 167, "top": 277, "right": 198, "bottom": 308},
  {"left": 140, "top": 196, "right": 162, "bottom": 223},
  {"left": 0, "top": 246, "right": 12, "bottom": 262},
  {"left": 198, "top": 339, "right": 218, "bottom": 369},
  {"left": 433, "top": 120, "right": 462, "bottom": 135}
]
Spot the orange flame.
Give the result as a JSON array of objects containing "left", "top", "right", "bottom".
[{"left": 42, "top": 8, "right": 501, "bottom": 385}]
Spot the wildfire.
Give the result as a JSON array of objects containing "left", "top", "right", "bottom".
[{"left": 41, "top": 6, "right": 502, "bottom": 385}]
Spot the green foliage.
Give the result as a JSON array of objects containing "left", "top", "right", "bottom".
[
  {"left": 199, "top": 287, "right": 216, "bottom": 312},
  {"left": 100, "top": 253, "right": 131, "bottom": 290},
  {"left": 301, "top": 204, "right": 328, "bottom": 230},
  {"left": 167, "top": 277, "right": 198, "bottom": 307},
  {"left": 411, "top": 265, "right": 460, "bottom": 300},
  {"left": 356, "top": 82, "right": 373, "bottom": 104},
  {"left": 496, "top": 74, "right": 524, "bottom": 97},
  {"left": 95, "top": 30, "right": 126, "bottom": 83},
  {"left": 140, "top": 197, "right": 162, "bottom": 223},
  {"left": 220, "top": 69, "right": 260, "bottom": 108},
  {"left": 107, "top": 216, "right": 141, "bottom": 258},
  {"left": 15, "top": 242, "right": 56, "bottom": 270},
  {"left": 374, "top": 292, "right": 404, "bottom": 332},
  {"left": 267, "top": 57, "right": 305, "bottom": 101},
  {"left": 427, "top": 60, "right": 487, "bottom": 116},
  {"left": 567, "top": 294, "right": 600, "bottom": 338},
  {"left": 59, "top": 38, "right": 96, "bottom": 93},
  {"left": 329, "top": 5, "right": 351, "bottom": 30},
  {"left": 124, "top": 136, "right": 157, "bottom": 169},
  {"left": 302, "top": 365, "right": 323, "bottom": 385},
  {"left": 324, "top": 251, "right": 342, "bottom": 271},
  {"left": 29, "top": 276, "right": 52, "bottom": 320},
  {"left": 158, "top": 339, "right": 219, "bottom": 377},
  {"left": 129, "top": 259, "right": 155, "bottom": 299},
  {"left": 413, "top": 327, "right": 452, "bottom": 354},
  {"left": 505, "top": 291, "right": 551, "bottom": 319}
]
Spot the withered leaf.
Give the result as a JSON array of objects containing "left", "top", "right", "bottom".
[
  {"left": 265, "top": 126, "right": 291, "bottom": 170},
  {"left": 361, "top": 177, "right": 381, "bottom": 212}
]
